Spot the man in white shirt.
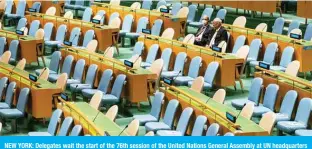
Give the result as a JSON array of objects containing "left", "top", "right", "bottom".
[
  {"left": 207, "top": 18, "right": 228, "bottom": 48},
  {"left": 194, "top": 16, "right": 212, "bottom": 46}
]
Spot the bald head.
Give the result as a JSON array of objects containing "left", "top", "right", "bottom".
[{"left": 212, "top": 18, "right": 222, "bottom": 29}]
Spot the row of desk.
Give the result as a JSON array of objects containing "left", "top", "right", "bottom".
[
  {"left": 138, "top": 34, "right": 244, "bottom": 88},
  {"left": 0, "top": 62, "right": 61, "bottom": 119},
  {"left": 8, "top": 0, "right": 64, "bottom": 16},
  {"left": 91, "top": 2, "right": 187, "bottom": 39},
  {"left": 223, "top": 23, "right": 312, "bottom": 73},
  {"left": 160, "top": 83, "right": 268, "bottom": 136},
  {"left": 60, "top": 47, "right": 157, "bottom": 106}
]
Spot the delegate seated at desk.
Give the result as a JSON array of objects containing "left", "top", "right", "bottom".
[
  {"left": 207, "top": 18, "right": 228, "bottom": 48},
  {"left": 194, "top": 16, "right": 212, "bottom": 47}
]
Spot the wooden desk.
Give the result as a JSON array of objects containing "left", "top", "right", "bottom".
[
  {"left": 5, "top": 1, "right": 64, "bottom": 16},
  {"left": 297, "top": 1, "right": 312, "bottom": 19},
  {"left": 254, "top": 67, "right": 312, "bottom": 124},
  {"left": 91, "top": 3, "right": 187, "bottom": 39},
  {"left": 160, "top": 84, "right": 268, "bottom": 136},
  {"left": 138, "top": 35, "right": 244, "bottom": 88},
  {"left": 57, "top": 100, "right": 127, "bottom": 136},
  {"left": 223, "top": 24, "right": 312, "bottom": 73},
  {"left": 25, "top": 13, "right": 119, "bottom": 52},
  {"left": 0, "top": 62, "right": 61, "bottom": 119},
  {"left": 60, "top": 47, "right": 157, "bottom": 105},
  {"left": 0, "top": 30, "right": 42, "bottom": 64}
]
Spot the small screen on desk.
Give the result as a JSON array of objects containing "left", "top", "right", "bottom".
[
  {"left": 28, "top": 8, "right": 36, "bottom": 12},
  {"left": 63, "top": 41, "right": 72, "bottom": 46},
  {"left": 160, "top": 8, "right": 169, "bottom": 13},
  {"left": 61, "top": 93, "right": 68, "bottom": 101},
  {"left": 124, "top": 60, "right": 134, "bottom": 68},
  {"left": 29, "top": 74, "right": 37, "bottom": 82},
  {"left": 212, "top": 45, "right": 221, "bottom": 52},
  {"left": 16, "top": 30, "right": 24, "bottom": 35},
  {"left": 163, "top": 77, "right": 173, "bottom": 85},
  {"left": 142, "top": 29, "right": 151, "bottom": 34},
  {"left": 290, "top": 33, "right": 301, "bottom": 40},
  {"left": 226, "top": 112, "right": 236, "bottom": 123},
  {"left": 92, "top": 19, "right": 101, "bottom": 24},
  {"left": 259, "top": 62, "right": 270, "bottom": 70}
]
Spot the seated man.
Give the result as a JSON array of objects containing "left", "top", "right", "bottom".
[
  {"left": 194, "top": 16, "right": 212, "bottom": 46},
  {"left": 207, "top": 18, "right": 228, "bottom": 48}
]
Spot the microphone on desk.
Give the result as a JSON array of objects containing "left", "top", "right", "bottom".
[
  {"left": 10, "top": 65, "right": 18, "bottom": 75},
  {"left": 103, "top": 47, "right": 111, "bottom": 57},
  {"left": 92, "top": 110, "right": 102, "bottom": 122},
  {"left": 118, "top": 125, "right": 129, "bottom": 136},
  {"left": 236, "top": 103, "right": 246, "bottom": 119},
  {"left": 70, "top": 34, "right": 78, "bottom": 45},
  {"left": 132, "top": 54, "right": 142, "bottom": 66},
  {"left": 37, "top": 67, "right": 47, "bottom": 79},
  {"left": 172, "top": 70, "right": 182, "bottom": 81},
  {"left": 72, "top": 84, "right": 79, "bottom": 101},
  {"left": 104, "top": 131, "right": 111, "bottom": 136}
]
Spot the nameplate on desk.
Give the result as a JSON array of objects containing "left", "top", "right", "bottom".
[
  {"left": 16, "top": 30, "right": 24, "bottom": 35},
  {"left": 142, "top": 29, "right": 151, "bottom": 34},
  {"left": 211, "top": 45, "right": 221, "bottom": 52},
  {"left": 160, "top": 8, "right": 169, "bottom": 13},
  {"left": 92, "top": 19, "right": 101, "bottom": 24},
  {"left": 259, "top": 62, "right": 270, "bottom": 70},
  {"left": 163, "top": 77, "right": 173, "bottom": 85},
  {"left": 290, "top": 33, "right": 301, "bottom": 40},
  {"left": 28, "top": 8, "right": 36, "bottom": 12},
  {"left": 29, "top": 74, "right": 38, "bottom": 82},
  {"left": 61, "top": 93, "right": 69, "bottom": 101},
  {"left": 63, "top": 41, "right": 72, "bottom": 46},
  {"left": 124, "top": 60, "right": 134, "bottom": 68},
  {"left": 226, "top": 112, "right": 237, "bottom": 123}
]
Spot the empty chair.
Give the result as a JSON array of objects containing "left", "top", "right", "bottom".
[
  {"left": 0, "top": 87, "right": 29, "bottom": 132},
  {"left": 0, "top": 81, "right": 15, "bottom": 109},
  {"left": 77, "top": 30, "right": 95, "bottom": 48},
  {"left": 48, "top": 55, "right": 74, "bottom": 82},
  {"left": 145, "top": 99, "right": 179, "bottom": 132},
  {"left": 216, "top": 9, "right": 227, "bottom": 21},
  {"left": 86, "top": 40, "right": 98, "bottom": 52},
  {"left": 151, "top": 19, "right": 163, "bottom": 36},
  {"left": 106, "top": 105, "right": 118, "bottom": 122},
  {"left": 58, "top": 117, "right": 74, "bottom": 136},
  {"left": 191, "top": 115, "right": 207, "bottom": 136},
  {"left": 272, "top": 17, "right": 285, "bottom": 35},
  {"left": 43, "top": 23, "right": 54, "bottom": 41},
  {"left": 0, "top": 37, "right": 7, "bottom": 55},
  {"left": 56, "top": 73, "right": 68, "bottom": 92},
  {"left": 183, "top": 34, "right": 195, "bottom": 44},
  {"left": 93, "top": 10, "right": 105, "bottom": 25},
  {"left": 4, "top": 0, "right": 13, "bottom": 16},
  {"left": 16, "top": 58, "right": 26, "bottom": 70},
  {"left": 161, "top": 28, "right": 174, "bottom": 40},
  {"left": 69, "top": 64, "right": 98, "bottom": 95},
  {"left": 65, "top": 27, "right": 81, "bottom": 47},
  {"left": 0, "top": 51, "right": 11, "bottom": 64},
  {"left": 101, "top": 74, "right": 126, "bottom": 105},
  {"left": 82, "top": 8, "right": 93, "bottom": 22},
  {"left": 63, "top": 11, "right": 74, "bottom": 19},
  {"left": 141, "top": 44, "right": 159, "bottom": 68},
  {"left": 270, "top": 46, "right": 294, "bottom": 72},
  {"left": 5, "top": 0, "right": 26, "bottom": 19},
  {"left": 82, "top": 69, "right": 113, "bottom": 99},
  {"left": 125, "top": 119, "right": 140, "bottom": 136},
  {"left": 156, "top": 107, "right": 193, "bottom": 136},
  {"left": 89, "top": 91, "right": 103, "bottom": 110},
  {"left": 252, "top": 84, "right": 279, "bottom": 117},
  {"left": 130, "top": 2, "right": 141, "bottom": 9},
  {"left": 240, "top": 102, "right": 255, "bottom": 120},
  {"left": 69, "top": 125, "right": 82, "bottom": 136},
  {"left": 277, "top": 98, "right": 312, "bottom": 135},
  {"left": 16, "top": 18, "right": 27, "bottom": 30},
  {"left": 28, "top": 109, "right": 63, "bottom": 136},
  {"left": 124, "top": 17, "right": 148, "bottom": 45},
  {"left": 188, "top": 8, "right": 214, "bottom": 28},
  {"left": 161, "top": 52, "right": 187, "bottom": 78},
  {"left": 28, "top": 20, "right": 40, "bottom": 37},
  {"left": 235, "top": 46, "right": 250, "bottom": 92},
  {"left": 246, "top": 39, "right": 262, "bottom": 65},
  {"left": 190, "top": 77, "right": 204, "bottom": 93},
  {"left": 66, "top": 59, "right": 85, "bottom": 87},
  {"left": 134, "top": 92, "right": 164, "bottom": 125},
  {"left": 171, "top": 3, "right": 182, "bottom": 16},
  {"left": 188, "top": 61, "right": 219, "bottom": 90},
  {"left": 156, "top": 0, "right": 166, "bottom": 10},
  {"left": 187, "top": 4, "right": 197, "bottom": 24},
  {"left": 174, "top": 56, "right": 202, "bottom": 86},
  {"left": 159, "top": 48, "right": 172, "bottom": 71},
  {"left": 35, "top": 51, "right": 61, "bottom": 76},
  {"left": 249, "top": 42, "right": 278, "bottom": 67},
  {"left": 212, "top": 89, "right": 226, "bottom": 104},
  {"left": 231, "top": 77, "right": 263, "bottom": 109},
  {"left": 45, "top": 7, "right": 56, "bottom": 15},
  {"left": 304, "top": 23, "right": 312, "bottom": 41},
  {"left": 295, "top": 129, "right": 312, "bottom": 136},
  {"left": 142, "top": 0, "right": 152, "bottom": 10},
  {"left": 44, "top": 24, "right": 67, "bottom": 50},
  {"left": 148, "top": 59, "right": 164, "bottom": 90},
  {"left": 287, "top": 20, "right": 300, "bottom": 35},
  {"left": 274, "top": 90, "right": 297, "bottom": 123},
  {"left": 38, "top": 68, "right": 50, "bottom": 81},
  {"left": 232, "top": 16, "right": 246, "bottom": 28},
  {"left": 259, "top": 112, "right": 276, "bottom": 135},
  {"left": 285, "top": 60, "right": 300, "bottom": 77},
  {"left": 8, "top": 40, "right": 19, "bottom": 63},
  {"left": 103, "top": 46, "right": 115, "bottom": 58},
  {"left": 232, "top": 35, "right": 246, "bottom": 54},
  {"left": 0, "top": 77, "right": 8, "bottom": 101},
  {"left": 119, "top": 14, "right": 134, "bottom": 37},
  {"left": 108, "top": 12, "right": 120, "bottom": 26},
  {"left": 206, "top": 123, "right": 220, "bottom": 136},
  {"left": 255, "top": 23, "right": 268, "bottom": 32}
]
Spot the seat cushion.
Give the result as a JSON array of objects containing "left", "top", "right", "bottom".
[
  {"left": 141, "top": 62, "right": 152, "bottom": 69},
  {"left": 295, "top": 130, "right": 312, "bottom": 136},
  {"left": 277, "top": 121, "right": 307, "bottom": 134},
  {"left": 28, "top": 132, "right": 52, "bottom": 136},
  {"left": 66, "top": 79, "right": 81, "bottom": 87},
  {"left": 188, "top": 22, "right": 202, "bottom": 28},
  {"left": 119, "top": 30, "right": 129, "bottom": 36},
  {"left": 48, "top": 74, "right": 60, "bottom": 82},
  {"left": 133, "top": 114, "right": 157, "bottom": 125},
  {"left": 81, "top": 89, "right": 102, "bottom": 99},
  {"left": 274, "top": 113, "right": 291, "bottom": 123},
  {"left": 44, "top": 41, "right": 62, "bottom": 47},
  {"left": 270, "top": 66, "right": 286, "bottom": 72},
  {"left": 174, "top": 76, "right": 194, "bottom": 86},
  {"left": 231, "top": 99, "right": 249, "bottom": 109},
  {"left": 156, "top": 130, "right": 183, "bottom": 136},
  {"left": 252, "top": 105, "right": 272, "bottom": 117},
  {"left": 0, "top": 109, "right": 24, "bottom": 119},
  {"left": 69, "top": 84, "right": 92, "bottom": 93},
  {"left": 145, "top": 122, "right": 171, "bottom": 132},
  {"left": 125, "top": 33, "right": 140, "bottom": 39},
  {"left": 0, "top": 102, "right": 10, "bottom": 109},
  {"left": 101, "top": 94, "right": 119, "bottom": 104},
  {"left": 161, "top": 71, "right": 180, "bottom": 78}
]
